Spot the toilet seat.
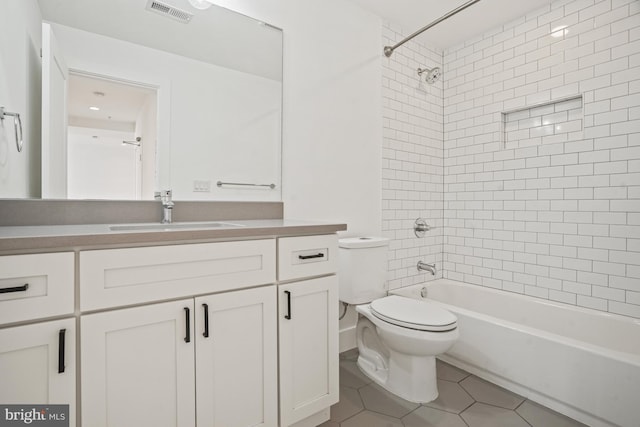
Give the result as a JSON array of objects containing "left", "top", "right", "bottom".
[{"left": 370, "top": 295, "right": 457, "bottom": 332}]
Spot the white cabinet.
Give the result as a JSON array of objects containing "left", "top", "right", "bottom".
[
  {"left": 81, "top": 285, "right": 278, "bottom": 427},
  {"left": 278, "top": 235, "right": 338, "bottom": 281},
  {"left": 0, "top": 252, "right": 74, "bottom": 324},
  {"left": 80, "top": 240, "right": 275, "bottom": 311},
  {"left": 279, "top": 276, "right": 339, "bottom": 426},
  {"left": 81, "top": 299, "right": 196, "bottom": 427},
  {"left": 278, "top": 234, "right": 339, "bottom": 427},
  {"left": 0, "top": 233, "right": 339, "bottom": 427},
  {"left": 0, "top": 252, "right": 76, "bottom": 426},
  {"left": 195, "top": 286, "right": 277, "bottom": 427},
  {"left": 0, "top": 318, "right": 76, "bottom": 427}
]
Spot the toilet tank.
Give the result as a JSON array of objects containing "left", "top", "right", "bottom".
[{"left": 338, "top": 237, "right": 389, "bottom": 304}]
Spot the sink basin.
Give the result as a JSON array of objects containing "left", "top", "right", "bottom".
[{"left": 109, "top": 221, "right": 245, "bottom": 232}]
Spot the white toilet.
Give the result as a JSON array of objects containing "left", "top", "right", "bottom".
[{"left": 339, "top": 237, "right": 459, "bottom": 403}]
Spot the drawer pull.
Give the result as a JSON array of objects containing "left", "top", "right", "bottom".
[
  {"left": 58, "top": 329, "right": 66, "bottom": 374},
  {"left": 298, "top": 253, "right": 324, "bottom": 260},
  {"left": 202, "top": 304, "right": 209, "bottom": 338},
  {"left": 184, "top": 307, "right": 191, "bottom": 343},
  {"left": 284, "top": 290, "right": 292, "bottom": 320},
  {"left": 0, "top": 283, "right": 29, "bottom": 294}
]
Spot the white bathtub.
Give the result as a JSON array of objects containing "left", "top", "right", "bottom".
[{"left": 391, "top": 279, "right": 640, "bottom": 427}]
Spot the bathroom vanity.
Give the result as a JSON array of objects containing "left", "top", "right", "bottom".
[{"left": 0, "top": 219, "right": 345, "bottom": 427}]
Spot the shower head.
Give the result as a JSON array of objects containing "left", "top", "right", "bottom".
[{"left": 417, "top": 67, "right": 441, "bottom": 84}]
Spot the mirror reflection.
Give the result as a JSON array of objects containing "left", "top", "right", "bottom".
[
  {"left": 1, "top": 0, "right": 283, "bottom": 201},
  {"left": 66, "top": 74, "right": 157, "bottom": 200}
]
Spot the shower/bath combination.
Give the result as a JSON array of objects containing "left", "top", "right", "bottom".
[{"left": 417, "top": 66, "right": 441, "bottom": 84}]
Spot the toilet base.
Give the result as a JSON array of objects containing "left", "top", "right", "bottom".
[
  {"left": 356, "top": 314, "right": 442, "bottom": 403},
  {"left": 357, "top": 350, "right": 439, "bottom": 403}
]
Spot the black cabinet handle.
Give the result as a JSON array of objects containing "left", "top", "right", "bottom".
[
  {"left": 184, "top": 307, "right": 191, "bottom": 343},
  {"left": 284, "top": 290, "right": 292, "bottom": 320},
  {"left": 58, "top": 329, "right": 66, "bottom": 374},
  {"left": 202, "top": 304, "right": 209, "bottom": 338},
  {"left": 0, "top": 283, "right": 29, "bottom": 294},
  {"left": 298, "top": 253, "right": 324, "bottom": 260}
]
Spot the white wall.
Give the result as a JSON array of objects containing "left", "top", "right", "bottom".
[
  {"left": 169, "top": 64, "right": 281, "bottom": 201},
  {"left": 444, "top": 0, "right": 640, "bottom": 318},
  {"left": 207, "top": 0, "right": 384, "bottom": 351},
  {"left": 67, "top": 127, "right": 138, "bottom": 200},
  {"left": 0, "top": 0, "right": 42, "bottom": 198},
  {"left": 209, "top": 0, "right": 384, "bottom": 236}
]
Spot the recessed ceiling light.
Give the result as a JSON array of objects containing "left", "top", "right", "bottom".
[
  {"left": 89, "top": 106, "right": 100, "bottom": 111},
  {"left": 188, "top": 0, "right": 211, "bottom": 10}
]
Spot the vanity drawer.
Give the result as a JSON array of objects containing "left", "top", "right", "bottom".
[
  {"left": 278, "top": 235, "right": 338, "bottom": 281},
  {"left": 80, "top": 239, "right": 276, "bottom": 311},
  {"left": 0, "top": 252, "right": 75, "bottom": 325}
]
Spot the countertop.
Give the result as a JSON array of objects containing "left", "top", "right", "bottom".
[{"left": 0, "top": 219, "right": 347, "bottom": 253}]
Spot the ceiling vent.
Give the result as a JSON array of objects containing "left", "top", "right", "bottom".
[{"left": 146, "top": 0, "right": 193, "bottom": 24}]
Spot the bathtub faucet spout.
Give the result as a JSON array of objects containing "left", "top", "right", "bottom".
[{"left": 417, "top": 261, "right": 436, "bottom": 275}]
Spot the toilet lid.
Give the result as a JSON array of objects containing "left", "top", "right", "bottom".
[{"left": 370, "top": 295, "right": 457, "bottom": 332}]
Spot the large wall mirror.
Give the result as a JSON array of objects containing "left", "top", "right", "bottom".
[{"left": 1, "top": 0, "right": 282, "bottom": 201}]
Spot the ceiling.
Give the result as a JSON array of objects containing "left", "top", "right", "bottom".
[
  {"left": 37, "top": 0, "right": 283, "bottom": 81},
  {"left": 347, "top": 0, "right": 553, "bottom": 50},
  {"left": 68, "top": 73, "right": 156, "bottom": 130}
]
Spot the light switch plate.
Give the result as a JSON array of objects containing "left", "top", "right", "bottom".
[{"left": 193, "top": 180, "right": 211, "bottom": 192}]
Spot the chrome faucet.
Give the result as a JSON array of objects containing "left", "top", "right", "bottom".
[
  {"left": 154, "top": 190, "right": 174, "bottom": 224},
  {"left": 417, "top": 261, "right": 436, "bottom": 275}
]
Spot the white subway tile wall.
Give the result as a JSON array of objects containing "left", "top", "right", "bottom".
[
  {"left": 382, "top": 22, "right": 444, "bottom": 290},
  {"left": 443, "top": 0, "right": 640, "bottom": 318}
]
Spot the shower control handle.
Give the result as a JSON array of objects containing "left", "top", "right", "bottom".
[{"left": 414, "top": 218, "right": 433, "bottom": 237}]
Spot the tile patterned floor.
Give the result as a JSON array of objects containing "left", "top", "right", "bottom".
[{"left": 321, "top": 349, "right": 587, "bottom": 427}]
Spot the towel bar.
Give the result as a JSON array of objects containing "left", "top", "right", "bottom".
[
  {"left": 217, "top": 181, "right": 276, "bottom": 189},
  {"left": 0, "top": 107, "right": 24, "bottom": 152}
]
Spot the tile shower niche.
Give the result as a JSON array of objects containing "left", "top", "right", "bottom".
[{"left": 502, "top": 96, "right": 583, "bottom": 149}]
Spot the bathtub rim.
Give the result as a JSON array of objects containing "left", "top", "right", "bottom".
[{"left": 391, "top": 279, "right": 640, "bottom": 368}]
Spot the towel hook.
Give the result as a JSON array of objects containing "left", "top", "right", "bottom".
[{"left": 0, "top": 107, "right": 24, "bottom": 152}]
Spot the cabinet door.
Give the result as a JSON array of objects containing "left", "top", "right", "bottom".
[
  {"left": 279, "top": 276, "right": 339, "bottom": 426},
  {"left": 81, "top": 300, "right": 195, "bottom": 427},
  {"left": 195, "top": 286, "right": 277, "bottom": 427},
  {"left": 0, "top": 318, "right": 76, "bottom": 427}
]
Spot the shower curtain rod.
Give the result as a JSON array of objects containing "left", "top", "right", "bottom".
[{"left": 383, "top": 0, "right": 482, "bottom": 57}]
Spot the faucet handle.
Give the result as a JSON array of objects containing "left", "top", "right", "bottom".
[{"left": 155, "top": 190, "right": 173, "bottom": 204}]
